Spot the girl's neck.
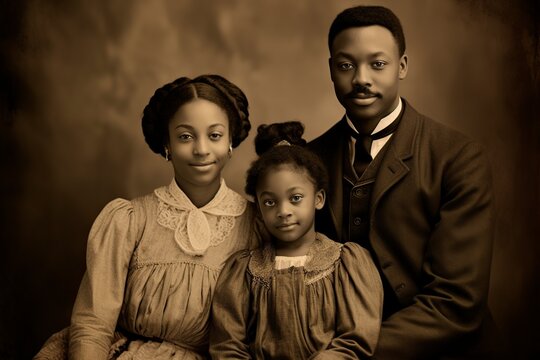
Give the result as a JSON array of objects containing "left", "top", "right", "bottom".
[
  {"left": 274, "top": 233, "right": 317, "bottom": 257},
  {"left": 175, "top": 177, "right": 221, "bottom": 208}
]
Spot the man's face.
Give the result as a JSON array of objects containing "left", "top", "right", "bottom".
[{"left": 329, "top": 25, "right": 407, "bottom": 129}]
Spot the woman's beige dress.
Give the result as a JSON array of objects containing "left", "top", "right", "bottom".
[{"left": 35, "top": 179, "right": 258, "bottom": 360}]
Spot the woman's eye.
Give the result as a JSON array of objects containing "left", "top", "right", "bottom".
[
  {"left": 209, "top": 132, "right": 223, "bottom": 141},
  {"left": 290, "top": 195, "right": 303, "bottom": 203},
  {"left": 178, "top": 133, "right": 193, "bottom": 141},
  {"left": 262, "top": 199, "right": 275, "bottom": 207}
]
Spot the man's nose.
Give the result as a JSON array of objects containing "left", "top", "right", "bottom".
[{"left": 352, "top": 65, "right": 372, "bottom": 87}]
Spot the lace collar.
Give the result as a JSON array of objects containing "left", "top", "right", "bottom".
[
  {"left": 154, "top": 178, "right": 247, "bottom": 256},
  {"left": 248, "top": 233, "right": 342, "bottom": 285}
]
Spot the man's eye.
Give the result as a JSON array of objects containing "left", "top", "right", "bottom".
[
  {"left": 338, "top": 62, "right": 354, "bottom": 71},
  {"left": 372, "top": 61, "right": 386, "bottom": 69},
  {"left": 291, "top": 195, "right": 303, "bottom": 203},
  {"left": 263, "top": 199, "right": 275, "bottom": 207}
]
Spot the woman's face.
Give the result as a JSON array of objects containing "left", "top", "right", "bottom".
[{"left": 167, "top": 99, "right": 231, "bottom": 193}]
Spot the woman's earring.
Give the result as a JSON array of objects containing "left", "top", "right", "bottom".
[
  {"left": 165, "top": 148, "right": 171, "bottom": 161},
  {"left": 228, "top": 144, "right": 233, "bottom": 157}
]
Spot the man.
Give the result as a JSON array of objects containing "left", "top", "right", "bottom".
[{"left": 308, "top": 5, "right": 497, "bottom": 359}]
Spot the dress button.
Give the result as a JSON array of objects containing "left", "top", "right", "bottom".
[
  {"left": 353, "top": 217, "right": 362, "bottom": 225},
  {"left": 395, "top": 283, "right": 406, "bottom": 292}
]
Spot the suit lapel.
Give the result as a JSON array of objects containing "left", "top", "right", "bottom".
[{"left": 370, "top": 100, "right": 418, "bottom": 218}]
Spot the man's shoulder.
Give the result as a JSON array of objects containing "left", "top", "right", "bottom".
[
  {"left": 307, "top": 117, "right": 345, "bottom": 150},
  {"left": 404, "top": 100, "right": 475, "bottom": 149}
]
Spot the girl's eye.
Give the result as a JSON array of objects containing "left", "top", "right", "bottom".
[
  {"left": 262, "top": 199, "right": 275, "bottom": 207},
  {"left": 338, "top": 62, "right": 354, "bottom": 71},
  {"left": 372, "top": 61, "right": 386, "bottom": 69},
  {"left": 290, "top": 194, "right": 303, "bottom": 203},
  {"left": 209, "top": 132, "right": 223, "bottom": 141}
]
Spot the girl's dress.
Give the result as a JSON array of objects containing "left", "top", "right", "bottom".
[
  {"left": 210, "top": 233, "right": 383, "bottom": 359},
  {"left": 35, "top": 179, "right": 258, "bottom": 360}
]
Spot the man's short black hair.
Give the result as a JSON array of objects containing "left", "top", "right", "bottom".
[{"left": 328, "top": 5, "right": 406, "bottom": 56}]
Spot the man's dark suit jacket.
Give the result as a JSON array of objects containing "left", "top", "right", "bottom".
[{"left": 308, "top": 99, "right": 496, "bottom": 359}]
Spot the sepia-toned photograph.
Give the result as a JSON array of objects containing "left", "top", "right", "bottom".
[{"left": 1, "top": 1, "right": 539, "bottom": 359}]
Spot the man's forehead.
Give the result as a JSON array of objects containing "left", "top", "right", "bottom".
[{"left": 331, "top": 26, "right": 400, "bottom": 55}]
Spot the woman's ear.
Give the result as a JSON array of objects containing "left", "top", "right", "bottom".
[{"left": 315, "top": 189, "right": 326, "bottom": 210}]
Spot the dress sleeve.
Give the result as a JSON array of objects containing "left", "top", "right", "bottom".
[
  {"left": 311, "top": 243, "right": 383, "bottom": 360},
  {"left": 68, "top": 198, "right": 139, "bottom": 360},
  {"left": 209, "top": 250, "right": 253, "bottom": 359}
]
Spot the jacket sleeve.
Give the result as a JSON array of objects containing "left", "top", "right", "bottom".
[
  {"left": 68, "top": 199, "right": 139, "bottom": 360},
  {"left": 209, "top": 250, "right": 253, "bottom": 359},
  {"left": 311, "top": 243, "right": 383, "bottom": 360},
  {"left": 374, "top": 141, "right": 494, "bottom": 359}
]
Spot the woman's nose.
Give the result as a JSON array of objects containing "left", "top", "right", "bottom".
[{"left": 193, "top": 138, "right": 210, "bottom": 156}]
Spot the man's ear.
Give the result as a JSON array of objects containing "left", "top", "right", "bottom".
[
  {"left": 315, "top": 189, "right": 326, "bottom": 210},
  {"left": 399, "top": 54, "right": 408, "bottom": 80}
]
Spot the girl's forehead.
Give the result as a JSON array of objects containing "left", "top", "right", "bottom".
[{"left": 261, "top": 164, "right": 315, "bottom": 185}]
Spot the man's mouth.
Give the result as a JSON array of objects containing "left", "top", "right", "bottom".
[{"left": 349, "top": 94, "right": 378, "bottom": 106}]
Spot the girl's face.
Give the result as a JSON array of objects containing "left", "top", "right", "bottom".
[
  {"left": 256, "top": 165, "right": 325, "bottom": 253},
  {"left": 167, "top": 99, "right": 231, "bottom": 194}
]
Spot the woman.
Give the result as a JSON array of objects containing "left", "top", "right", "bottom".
[{"left": 35, "top": 75, "right": 258, "bottom": 360}]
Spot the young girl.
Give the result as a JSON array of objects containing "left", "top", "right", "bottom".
[
  {"left": 35, "top": 75, "right": 258, "bottom": 360},
  {"left": 210, "top": 121, "right": 383, "bottom": 359}
]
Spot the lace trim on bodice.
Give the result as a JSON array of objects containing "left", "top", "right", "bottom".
[
  {"left": 248, "top": 233, "right": 342, "bottom": 286},
  {"left": 154, "top": 178, "right": 247, "bottom": 256}
]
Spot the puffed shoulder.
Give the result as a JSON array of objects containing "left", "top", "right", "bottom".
[
  {"left": 339, "top": 242, "right": 382, "bottom": 288},
  {"left": 222, "top": 248, "right": 252, "bottom": 270},
  {"left": 340, "top": 242, "right": 374, "bottom": 264},
  {"left": 86, "top": 198, "right": 142, "bottom": 260}
]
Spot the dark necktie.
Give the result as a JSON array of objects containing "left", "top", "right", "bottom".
[{"left": 352, "top": 115, "right": 402, "bottom": 177}]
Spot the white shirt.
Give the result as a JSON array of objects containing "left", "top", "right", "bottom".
[{"left": 346, "top": 97, "right": 403, "bottom": 162}]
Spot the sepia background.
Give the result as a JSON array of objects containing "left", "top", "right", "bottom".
[{"left": 1, "top": 0, "right": 539, "bottom": 358}]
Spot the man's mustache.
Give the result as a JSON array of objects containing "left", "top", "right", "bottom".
[{"left": 346, "top": 85, "right": 378, "bottom": 98}]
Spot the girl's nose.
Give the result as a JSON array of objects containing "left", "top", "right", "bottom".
[{"left": 277, "top": 203, "right": 292, "bottom": 218}]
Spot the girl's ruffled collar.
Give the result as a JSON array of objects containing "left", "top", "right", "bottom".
[{"left": 248, "top": 233, "right": 342, "bottom": 285}]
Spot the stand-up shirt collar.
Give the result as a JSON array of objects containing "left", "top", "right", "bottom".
[{"left": 345, "top": 98, "right": 403, "bottom": 159}]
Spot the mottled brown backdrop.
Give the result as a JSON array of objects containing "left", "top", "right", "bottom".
[{"left": 1, "top": 0, "right": 539, "bottom": 359}]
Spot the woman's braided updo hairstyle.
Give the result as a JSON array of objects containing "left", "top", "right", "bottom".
[
  {"left": 245, "top": 121, "right": 329, "bottom": 198},
  {"left": 142, "top": 74, "right": 251, "bottom": 157}
]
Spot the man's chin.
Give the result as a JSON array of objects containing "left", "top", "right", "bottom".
[{"left": 346, "top": 105, "right": 382, "bottom": 124}]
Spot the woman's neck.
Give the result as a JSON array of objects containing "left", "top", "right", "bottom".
[{"left": 175, "top": 177, "right": 221, "bottom": 208}]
